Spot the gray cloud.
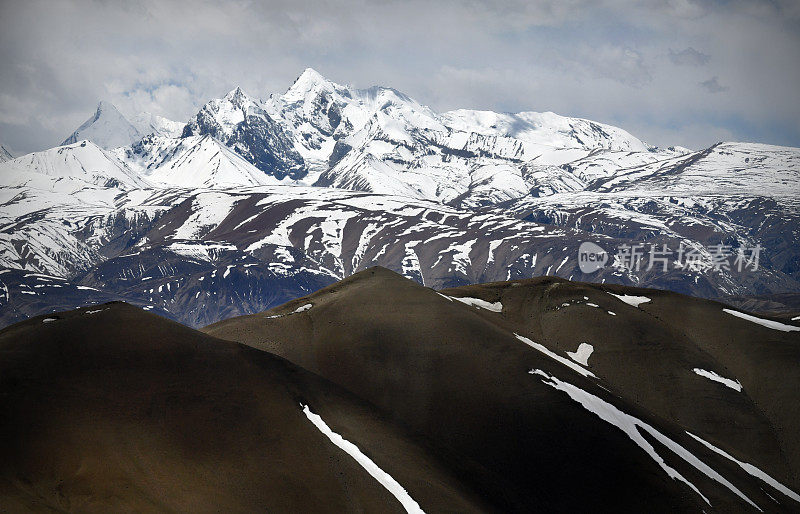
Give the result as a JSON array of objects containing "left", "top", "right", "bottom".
[
  {"left": 0, "top": 0, "right": 799, "bottom": 153},
  {"left": 700, "top": 76, "right": 729, "bottom": 93},
  {"left": 669, "top": 47, "right": 710, "bottom": 66}
]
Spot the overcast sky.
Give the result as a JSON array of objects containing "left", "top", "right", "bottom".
[{"left": 1, "top": 0, "right": 799, "bottom": 154}]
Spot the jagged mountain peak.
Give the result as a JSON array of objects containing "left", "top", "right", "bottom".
[
  {"left": 182, "top": 85, "right": 306, "bottom": 180},
  {"left": 291, "top": 67, "right": 332, "bottom": 89},
  {"left": 89, "top": 101, "right": 133, "bottom": 126},
  {"left": 96, "top": 100, "right": 118, "bottom": 112},
  {"left": 222, "top": 85, "right": 253, "bottom": 107}
]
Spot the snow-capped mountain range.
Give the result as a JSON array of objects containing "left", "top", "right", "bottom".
[{"left": 1, "top": 68, "right": 798, "bottom": 327}]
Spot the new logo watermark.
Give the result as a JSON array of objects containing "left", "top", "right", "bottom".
[
  {"left": 577, "top": 242, "right": 762, "bottom": 273},
  {"left": 578, "top": 242, "right": 609, "bottom": 273}
]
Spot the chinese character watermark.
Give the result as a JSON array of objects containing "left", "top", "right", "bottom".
[{"left": 577, "top": 242, "right": 762, "bottom": 273}]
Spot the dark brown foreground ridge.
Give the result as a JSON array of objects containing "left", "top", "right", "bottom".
[
  {"left": 2, "top": 269, "right": 799, "bottom": 512},
  {"left": 0, "top": 302, "right": 491, "bottom": 512}
]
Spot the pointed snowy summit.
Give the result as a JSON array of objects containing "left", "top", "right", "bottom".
[
  {"left": 223, "top": 86, "right": 254, "bottom": 108},
  {"left": 62, "top": 101, "right": 143, "bottom": 150},
  {"left": 291, "top": 67, "right": 329, "bottom": 89},
  {"left": 283, "top": 67, "right": 343, "bottom": 103}
]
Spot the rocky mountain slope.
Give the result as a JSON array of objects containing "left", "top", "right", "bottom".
[
  {"left": 182, "top": 87, "right": 306, "bottom": 180},
  {"left": 2, "top": 174, "right": 797, "bottom": 328},
  {"left": 207, "top": 268, "right": 800, "bottom": 511}
]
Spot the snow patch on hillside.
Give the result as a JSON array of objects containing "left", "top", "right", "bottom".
[{"left": 607, "top": 292, "right": 651, "bottom": 308}]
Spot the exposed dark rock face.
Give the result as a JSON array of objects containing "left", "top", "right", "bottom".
[{"left": 182, "top": 88, "right": 305, "bottom": 179}]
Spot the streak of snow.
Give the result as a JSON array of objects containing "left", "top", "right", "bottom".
[
  {"left": 293, "top": 303, "right": 312, "bottom": 313},
  {"left": 692, "top": 368, "right": 742, "bottom": 392},
  {"left": 530, "top": 369, "right": 761, "bottom": 510},
  {"left": 266, "top": 303, "right": 313, "bottom": 318},
  {"left": 514, "top": 334, "right": 595, "bottom": 378},
  {"left": 686, "top": 432, "right": 800, "bottom": 505},
  {"left": 447, "top": 296, "right": 502, "bottom": 312},
  {"left": 722, "top": 309, "right": 800, "bottom": 332},
  {"left": 301, "top": 404, "right": 425, "bottom": 514}
]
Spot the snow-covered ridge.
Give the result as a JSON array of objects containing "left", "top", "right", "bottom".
[
  {"left": 118, "top": 134, "right": 291, "bottom": 188},
  {"left": 589, "top": 142, "right": 800, "bottom": 199},
  {"left": 0, "top": 140, "right": 149, "bottom": 189},
  {"left": 48, "top": 67, "right": 686, "bottom": 203},
  {"left": 441, "top": 109, "right": 648, "bottom": 153}
]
